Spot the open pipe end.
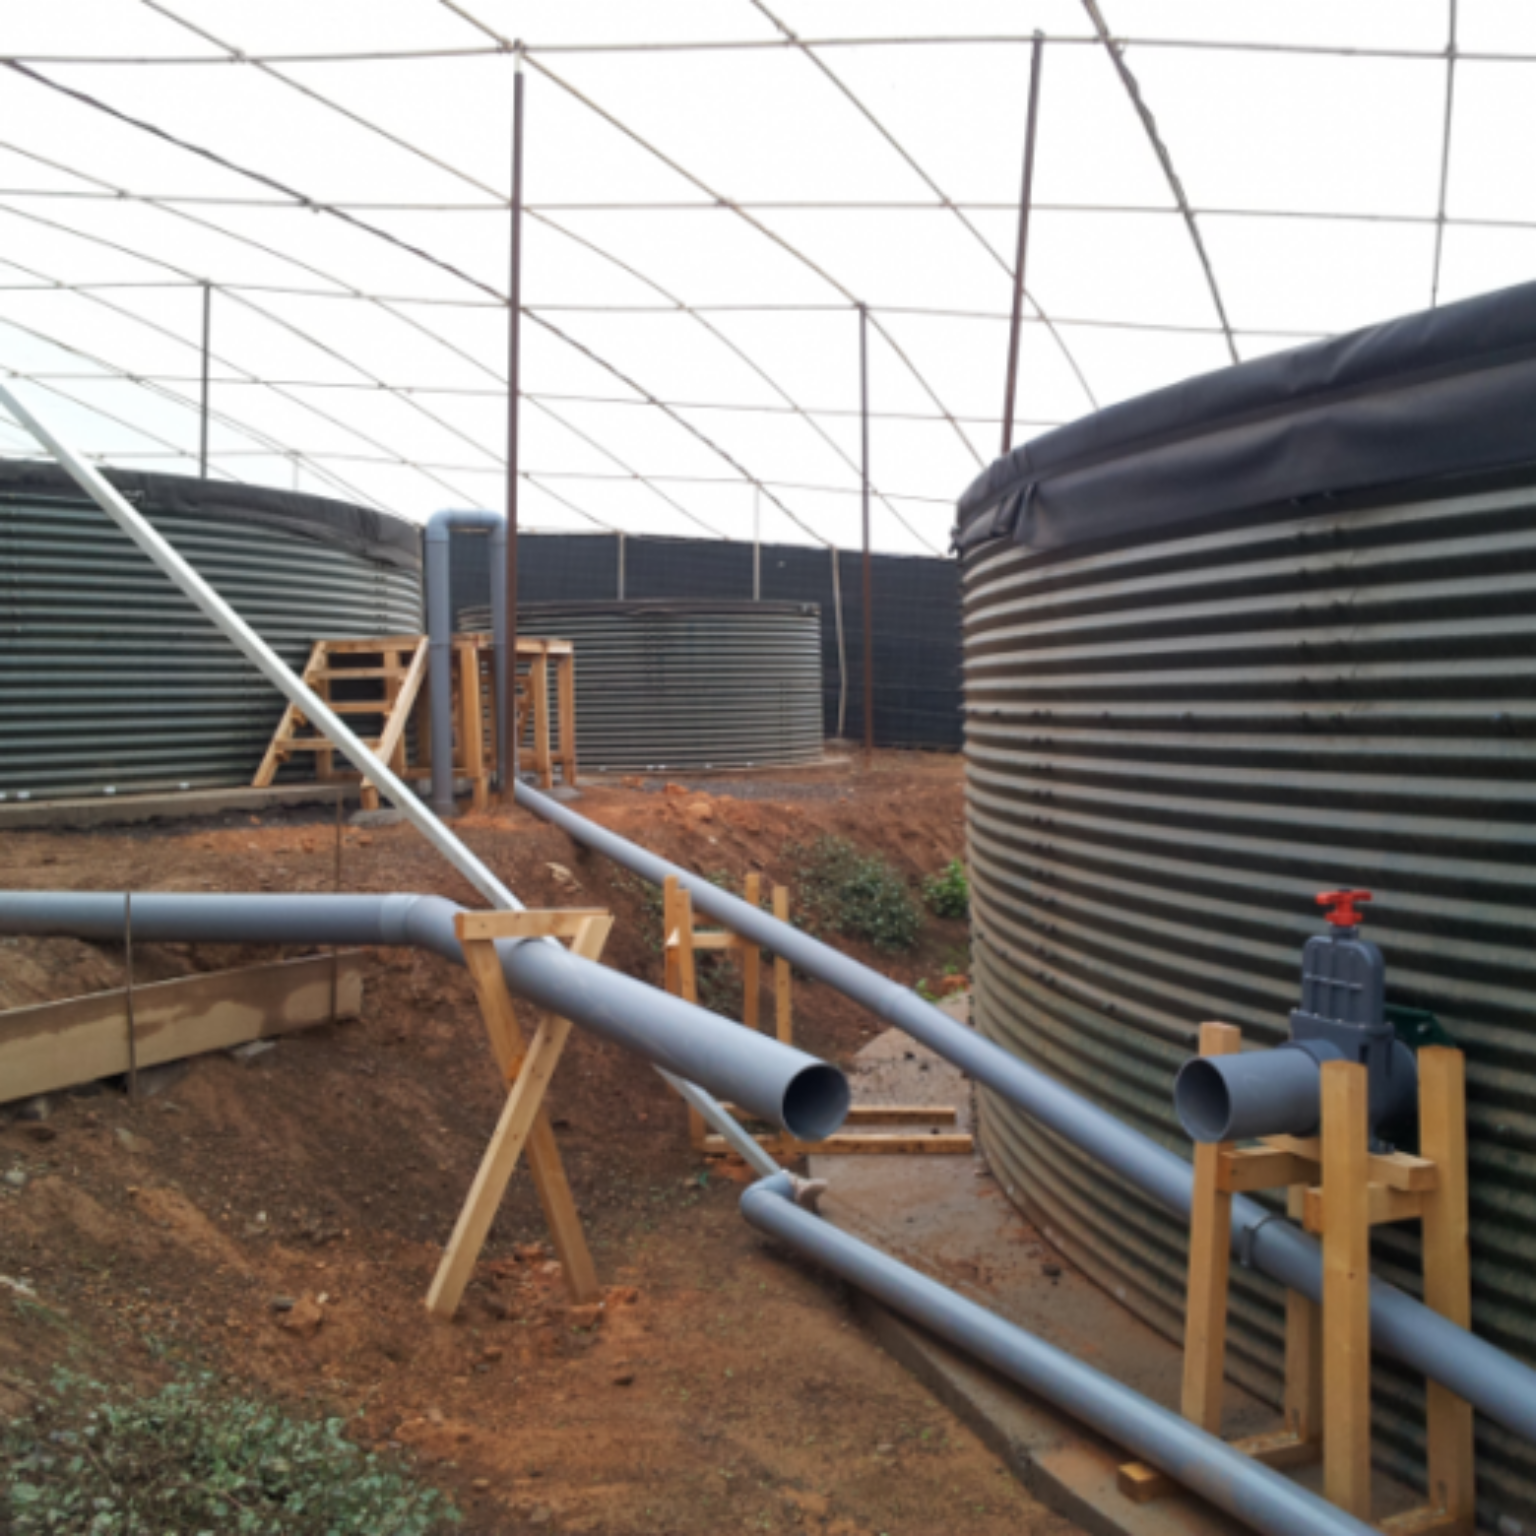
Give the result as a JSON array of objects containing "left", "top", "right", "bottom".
[
  {"left": 781, "top": 1064, "right": 852, "bottom": 1143},
  {"left": 1174, "top": 1057, "right": 1235, "bottom": 1143}
]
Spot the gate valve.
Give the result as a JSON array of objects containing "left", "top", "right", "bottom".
[{"left": 1317, "top": 889, "right": 1371, "bottom": 928}]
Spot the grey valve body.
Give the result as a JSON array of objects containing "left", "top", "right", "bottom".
[{"left": 1174, "top": 907, "right": 1418, "bottom": 1146}]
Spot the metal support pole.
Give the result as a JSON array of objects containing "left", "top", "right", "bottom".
[
  {"left": 859, "top": 303, "right": 873, "bottom": 763},
  {"left": 753, "top": 487, "right": 761, "bottom": 600},
  {"left": 502, "top": 49, "right": 525, "bottom": 792},
  {"left": 124, "top": 891, "right": 138, "bottom": 1103},
  {"left": 616, "top": 530, "right": 625, "bottom": 599},
  {"left": 199, "top": 282, "right": 211, "bottom": 479},
  {"left": 329, "top": 792, "right": 342, "bottom": 1023},
  {"left": 1001, "top": 32, "right": 1044, "bottom": 458}
]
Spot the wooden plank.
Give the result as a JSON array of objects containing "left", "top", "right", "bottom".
[
  {"left": 253, "top": 641, "right": 324, "bottom": 787},
  {"left": 1217, "top": 1145, "right": 1317, "bottom": 1193},
  {"left": 703, "top": 1133, "right": 974, "bottom": 1157},
  {"left": 364, "top": 638, "right": 429, "bottom": 800},
  {"left": 716, "top": 1102, "right": 959, "bottom": 1125},
  {"left": 1417, "top": 1048, "right": 1476, "bottom": 1526},
  {"left": 1379, "top": 1507, "right": 1472, "bottom": 1536},
  {"left": 456, "top": 909, "right": 610, "bottom": 944},
  {"left": 1266, "top": 1134, "right": 1437, "bottom": 1193},
  {"left": 1321, "top": 1060, "right": 1373, "bottom": 1521},
  {"left": 1303, "top": 1181, "right": 1429, "bottom": 1232},
  {"left": 773, "top": 883, "right": 792, "bottom": 1045},
  {"left": 741, "top": 872, "right": 762, "bottom": 1033},
  {"left": 0, "top": 953, "right": 364, "bottom": 1102},
  {"left": 1283, "top": 1186, "right": 1324, "bottom": 1447},
  {"left": 448, "top": 917, "right": 609, "bottom": 1313},
  {"left": 457, "top": 639, "right": 486, "bottom": 811},
  {"left": 425, "top": 1011, "right": 575, "bottom": 1318},
  {"left": 522, "top": 916, "right": 609, "bottom": 1304},
  {"left": 670, "top": 881, "right": 704, "bottom": 1150},
  {"left": 324, "top": 635, "right": 423, "bottom": 653},
  {"left": 531, "top": 651, "right": 553, "bottom": 790},
  {"left": 691, "top": 927, "right": 749, "bottom": 952},
  {"left": 557, "top": 650, "right": 577, "bottom": 786},
  {"left": 1118, "top": 1429, "right": 1319, "bottom": 1503},
  {"left": 1181, "top": 1021, "right": 1242, "bottom": 1434}
]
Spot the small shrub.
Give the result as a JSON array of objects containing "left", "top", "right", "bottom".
[
  {"left": 3, "top": 1371, "right": 458, "bottom": 1536},
  {"left": 784, "top": 835, "right": 921, "bottom": 953},
  {"left": 922, "top": 859, "right": 970, "bottom": 921}
]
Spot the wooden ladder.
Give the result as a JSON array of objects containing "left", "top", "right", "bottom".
[{"left": 253, "top": 636, "right": 429, "bottom": 811}]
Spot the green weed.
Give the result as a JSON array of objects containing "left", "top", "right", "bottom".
[
  {"left": 3, "top": 1371, "right": 458, "bottom": 1536},
  {"left": 784, "top": 836, "right": 921, "bottom": 953}
]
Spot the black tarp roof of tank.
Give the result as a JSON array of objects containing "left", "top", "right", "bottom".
[
  {"left": 0, "top": 460, "right": 421, "bottom": 571},
  {"left": 955, "top": 279, "right": 1536, "bottom": 557}
]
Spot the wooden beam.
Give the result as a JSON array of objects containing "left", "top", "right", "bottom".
[
  {"left": 1118, "top": 1428, "right": 1319, "bottom": 1503},
  {"left": 1417, "top": 1047, "right": 1475, "bottom": 1527},
  {"left": 1283, "top": 1185, "right": 1324, "bottom": 1447},
  {"left": 441, "top": 914, "right": 611, "bottom": 1317},
  {"left": 702, "top": 1132, "right": 973, "bottom": 1157},
  {"left": 1181, "top": 1021, "right": 1242, "bottom": 1434},
  {"left": 531, "top": 650, "right": 553, "bottom": 790},
  {"left": 455, "top": 909, "right": 609, "bottom": 944},
  {"left": 426, "top": 1009, "right": 574, "bottom": 1318},
  {"left": 1321, "top": 1060, "right": 1373, "bottom": 1521},
  {"left": 1303, "top": 1181, "right": 1429, "bottom": 1232},
  {"left": 714, "top": 1103, "right": 959, "bottom": 1125},
  {"left": 557, "top": 649, "right": 577, "bottom": 785},
  {"left": 363, "top": 637, "right": 429, "bottom": 803},
  {"left": 1217, "top": 1145, "right": 1317, "bottom": 1193},
  {"left": 741, "top": 872, "right": 762, "bottom": 1034},
  {"left": 773, "top": 883, "right": 793, "bottom": 1045},
  {"left": 1265, "top": 1133, "right": 1437, "bottom": 1193},
  {"left": 0, "top": 953, "right": 364, "bottom": 1101}
]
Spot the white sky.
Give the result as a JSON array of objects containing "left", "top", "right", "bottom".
[{"left": 0, "top": 1, "right": 1525, "bottom": 555}]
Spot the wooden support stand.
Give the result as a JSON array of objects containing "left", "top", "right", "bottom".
[
  {"left": 253, "top": 632, "right": 578, "bottom": 809},
  {"left": 660, "top": 875, "right": 970, "bottom": 1159},
  {"left": 424, "top": 908, "right": 612, "bottom": 1320},
  {"left": 1117, "top": 1028, "right": 1475, "bottom": 1533}
]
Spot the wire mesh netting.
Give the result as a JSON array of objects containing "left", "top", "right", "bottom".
[
  {"left": 451, "top": 530, "right": 961, "bottom": 749},
  {"left": 0, "top": 3, "right": 1523, "bottom": 560}
]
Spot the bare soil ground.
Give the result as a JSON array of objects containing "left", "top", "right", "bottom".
[{"left": 0, "top": 752, "right": 1075, "bottom": 1536}]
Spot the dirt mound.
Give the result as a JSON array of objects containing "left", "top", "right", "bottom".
[{"left": 0, "top": 755, "right": 1072, "bottom": 1535}]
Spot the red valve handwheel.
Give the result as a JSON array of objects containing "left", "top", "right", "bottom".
[{"left": 1317, "top": 889, "right": 1372, "bottom": 927}]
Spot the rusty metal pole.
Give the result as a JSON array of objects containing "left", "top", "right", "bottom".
[
  {"left": 199, "top": 282, "right": 211, "bottom": 478},
  {"left": 859, "top": 303, "right": 873, "bottom": 765},
  {"left": 1001, "top": 32, "right": 1044, "bottom": 458},
  {"left": 502, "top": 48, "right": 525, "bottom": 796}
]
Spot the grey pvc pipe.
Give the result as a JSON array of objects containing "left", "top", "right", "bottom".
[
  {"left": 0, "top": 891, "right": 849, "bottom": 1142},
  {"left": 424, "top": 509, "right": 507, "bottom": 812},
  {"left": 516, "top": 779, "right": 1536, "bottom": 1447},
  {"left": 1175, "top": 1043, "right": 1339, "bottom": 1143},
  {"left": 742, "top": 1175, "right": 1375, "bottom": 1536}
]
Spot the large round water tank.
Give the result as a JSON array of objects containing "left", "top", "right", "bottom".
[
  {"left": 460, "top": 598, "right": 824, "bottom": 773},
  {"left": 959, "top": 286, "right": 1536, "bottom": 1525},
  {"left": 0, "top": 462, "right": 422, "bottom": 799}
]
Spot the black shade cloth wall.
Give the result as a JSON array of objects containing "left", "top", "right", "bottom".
[{"left": 449, "top": 532, "right": 961, "bottom": 751}]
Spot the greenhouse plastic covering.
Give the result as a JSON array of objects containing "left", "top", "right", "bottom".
[{"left": 0, "top": 1, "right": 1529, "bottom": 554}]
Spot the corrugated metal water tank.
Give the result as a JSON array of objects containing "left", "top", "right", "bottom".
[
  {"left": 0, "top": 462, "right": 422, "bottom": 799},
  {"left": 963, "top": 480, "right": 1536, "bottom": 1524},
  {"left": 460, "top": 598, "right": 824, "bottom": 772}
]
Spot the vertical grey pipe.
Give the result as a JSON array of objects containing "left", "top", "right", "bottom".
[
  {"left": 424, "top": 510, "right": 506, "bottom": 814},
  {"left": 514, "top": 778, "right": 1536, "bottom": 1447},
  {"left": 742, "top": 1175, "right": 1377, "bottom": 1536}
]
